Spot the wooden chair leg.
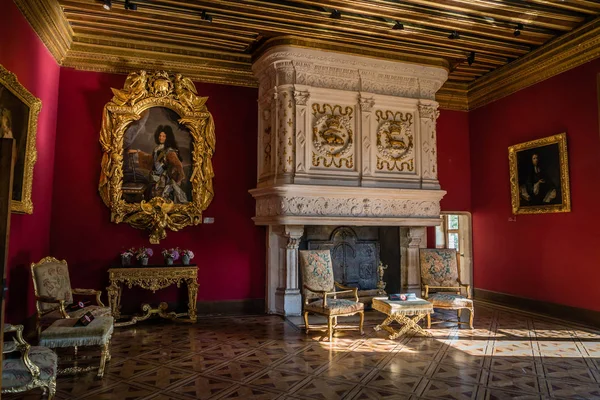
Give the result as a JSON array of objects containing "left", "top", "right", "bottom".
[
  {"left": 47, "top": 379, "right": 57, "bottom": 400},
  {"left": 457, "top": 309, "right": 462, "bottom": 319},
  {"left": 97, "top": 342, "right": 110, "bottom": 378},
  {"left": 358, "top": 311, "right": 364, "bottom": 335},
  {"left": 469, "top": 308, "right": 474, "bottom": 329},
  {"left": 303, "top": 311, "right": 310, "bottom": 334},
  {"left": 427, "top": 313, "right": 431, "bottom": 329},
  {"left": 327, "top": 317, "right": 333, "bottom": 341}
]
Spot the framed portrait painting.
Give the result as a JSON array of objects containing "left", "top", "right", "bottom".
[
  {"left": 508, "top": 132, "right": 571, "bottom": 215},
  {"left": 0, "top": 64, "right": 40, "bottom": 214},
  {"left": 99, "top": 70, "right": 215, "bottom": 243}
]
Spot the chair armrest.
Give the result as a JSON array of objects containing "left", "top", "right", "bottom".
[
  {"left": 334, "top": 282, "right": 359, "bottom": 301},
  {"left": 2, "top": 324, "right": 40, "bottom": 377},
  {"left": 36, "top": 296, "right": 69, "bottom": 318},
  {"left": 72, "top": 288, "right": 105, "bottom": 307}
]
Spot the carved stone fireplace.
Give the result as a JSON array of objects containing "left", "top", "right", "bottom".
[{"left": 249, "top": 45, "right": 448, "bottom": 316}]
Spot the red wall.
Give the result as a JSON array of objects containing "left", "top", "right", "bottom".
[
  {"left": 437, "top": 110, "right": 471, "bottom": 212},
  {"left": 427, "top": 110, "right": 470, "bottom": 246},
  {"left": 470, "top": 58, "right": 600, "bottom": 311},
  {"left": 50, "top": 69, "right": 264, "bottom": 310},
  {"left": 1, "top": 0, "right": 60, "bottom": 323}
]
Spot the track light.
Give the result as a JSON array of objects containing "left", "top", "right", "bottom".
[
  {"left": 392, "top": 20, "right": 404, "bottom": 30},
  {"left": 201, "top": 10, "right": 212, "bottom": 23},
  {"left": 514, "top": 23, "right": 523, "bottom": 37},
  {"left": 330, "top": 9, "right": 341, "bottom": 19},
  {"left": 467, "top": 51, "right": 475, "bottom": 66},
  {"left": 124, "top": 0, "right": 137, "bottom": 11},
  {"left": 102, "top": 0, "right": 111, "bottom": 10},
  {"left": 448, "top": 30, "right": 460, "bottom": 40}
]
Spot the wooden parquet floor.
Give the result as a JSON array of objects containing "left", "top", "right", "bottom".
[{"left": 5, "top": 302, "right": 600, "bottom": 399}]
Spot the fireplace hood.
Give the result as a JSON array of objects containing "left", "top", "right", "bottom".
[{"left": 250, "top": 45, "right": 448, "bottom": 226}]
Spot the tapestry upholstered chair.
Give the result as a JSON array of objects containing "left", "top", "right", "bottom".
[
  {"left": 299, "top": 250, "right": 364, "bottom": 341},
  {"left": 419, "top": 248, "right": 474, "bottom": 329},
  {"left": 31, "top": 256, "right": 112, "bottom": 337},
  {"left": 2, "top": 323, "right": 57, "bottom": 399}
]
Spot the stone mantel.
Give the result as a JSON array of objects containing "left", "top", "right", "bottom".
[{"left": 250, "top": 185, "right": 445, "bottom": 227}]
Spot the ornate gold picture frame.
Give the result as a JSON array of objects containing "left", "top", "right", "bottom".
[
  {"left": 0, "top": 64, "right": 40, "bottom": 214},
  {"left": 99, "top": 71, "right": 215, "bottom": 243},
  {"left": 508, "top": 132, "right": 571, "bottom": 215}
]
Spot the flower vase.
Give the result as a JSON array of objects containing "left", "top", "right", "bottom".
[
  {"left": 165, "top": 258, "right": 173, "bottom": 266},
  {"left": 182, "top": 255, "right": 190, "bottom": 265},
  {"left": 121, "top": 255, "right": 131, "bottom": 266},
  {"left": 140, "top": 257, "right": 149, "bottom": 266}
]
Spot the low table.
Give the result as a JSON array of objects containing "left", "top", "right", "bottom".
[{"left": 372, "top": 297, "right": 433, "bottom": 339}]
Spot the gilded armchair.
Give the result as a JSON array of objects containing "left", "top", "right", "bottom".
[
  {"left": 299, "top": 250, "right": 364, "bottom": 341},
  {"left": 31, "top": 256, "right": 112, "bottom": 337},
  {"left": 2, "top": 323, "right": 57, "bottom": 399},
  {"left": 419, "top": 248, "right": 474, "bottom": 329}
]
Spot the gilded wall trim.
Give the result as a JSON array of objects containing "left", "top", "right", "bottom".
[
  {"left": 13, "top": 0, "right": 73, "bottom": 63},
  {"left": 468, "top": 16, "right": 600, "bottom": 110}
]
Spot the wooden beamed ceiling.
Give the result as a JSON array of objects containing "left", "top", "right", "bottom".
[{"left": 17, "top": 0, "right": 600, "bottom": 109}]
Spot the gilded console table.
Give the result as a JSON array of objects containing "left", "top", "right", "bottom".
[{"left": 107, "top": 265, "right": 198, "bottom": 327}]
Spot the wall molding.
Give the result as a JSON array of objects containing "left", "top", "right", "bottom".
[
  {"left": 14, "top": 0, "right": 72, "bottom": 63},
  {"left": 474, "top": 288, "right": 600, "bottom": 328}
]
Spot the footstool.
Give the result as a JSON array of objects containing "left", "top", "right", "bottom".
[
  {"left": 372, "top": 297, "right": 433, "bottom": 339},
  {"left": 39, "top": 316, "right": 114, "bottom": 378}
]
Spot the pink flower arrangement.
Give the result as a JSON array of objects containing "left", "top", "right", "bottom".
[
  {"left": 136, "top": 247, "right": 153, "bottom": 260},
  {"left": 179, "top": 249, "right": 195, "bottom": 259},
  {"left": 162, "top": 248, "right": 179, "bottom": 260}
]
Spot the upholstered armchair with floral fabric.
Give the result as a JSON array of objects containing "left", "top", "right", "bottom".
[
  {"left": 31, "top": 257, "right": 112, "bottom": 337},
  {"left": 2, "top": 323, "right": 57, "bottom": 399},
  {"left": 299, "top": 250, "right": 364, "bottom": 341},
  {"left": 419, "top": 248, "right": 474, "bottom": 329}
]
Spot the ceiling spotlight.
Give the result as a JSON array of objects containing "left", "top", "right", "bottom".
[
  {"left": 467, "top": 51, "right": 475, "bottom": 66},
  {"left": 102, "top": 0, "right": 111, "bottom": 10},
  {"left": 448, "top": 30, "right": 460, "bottom": 40},
  {"left": 124, "top": 0, "right": 137, "bottom": 11},
  {"left": 392, "top": 20, "right": 404, "bottom": 30},
  {"left": 514, "top": 23, "right": 523, "bottom": 37},
  {"left": 201, "top": 10, "right": 212, "bottom": 23},
  {"left": 330, "top": 9, "right": 341, "bottom": 19}
]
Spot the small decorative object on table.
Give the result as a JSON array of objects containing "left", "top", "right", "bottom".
[
  {"left": 135, "top": 247, "right": 153, "bottom": 266},
  {"left": 162, "top": 248, "right": 179, "bottom": 265},
  {"left": 179, "top": 249, "right": 194, "bottom": 265},
  {"left": 120, "top": 248, "right": 135, "bottom": 266},
  {"left": 388, "top": 293, "right": 417, "bottom": 301}
]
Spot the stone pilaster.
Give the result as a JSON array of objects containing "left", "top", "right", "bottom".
[
  {"left": 273, "top": 225, "right": 304, "bottom": 316},
  {"left": 404, "top": 226, "right": 426, "bottom": 294},
  {"left": 418, "top": 102, "right": 440, "bottom": 190}
]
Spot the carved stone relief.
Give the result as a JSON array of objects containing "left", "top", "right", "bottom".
[
  {"left": 375, "top": 110, "right": 414, "bottom": 172},
  {"left": 311, "top": 103, "right": 354, "bottom": 169}
]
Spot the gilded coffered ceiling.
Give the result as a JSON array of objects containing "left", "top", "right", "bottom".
[{"left": 14, "top": 0, "right": 600, "bottom": 110}]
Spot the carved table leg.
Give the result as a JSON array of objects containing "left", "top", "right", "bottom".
[
  {"left": 187, "top": 278, "right": 199, "bottom": 322},
  {"left": 106, "top": 282, "right": 121, "bottom": 320},
  {"left": 375, "top": 314, "right": 431, "bottom": 339}
]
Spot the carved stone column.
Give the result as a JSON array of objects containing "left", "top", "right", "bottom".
[
  {"left": 294, "top": 90, "right": 310, "bottom": 176},
  {"left": 275, "top": 86, "right": 295, "bottom": 184},
  {"left": 359, "top": 96, "right": 375, "bottom": 178},
  {"left": 418, "top": 102, "right": 440, "bottom": 190},
  {"left": 404, "top": 227, "right": 426, "bottom": 294},
  {"left": 273, "top": 225, "right": 304, "bottom": 316}
]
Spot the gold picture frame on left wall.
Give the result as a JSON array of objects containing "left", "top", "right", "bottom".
[{"left": 0, "top": 64, "right": 40, "bottom": 214}]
